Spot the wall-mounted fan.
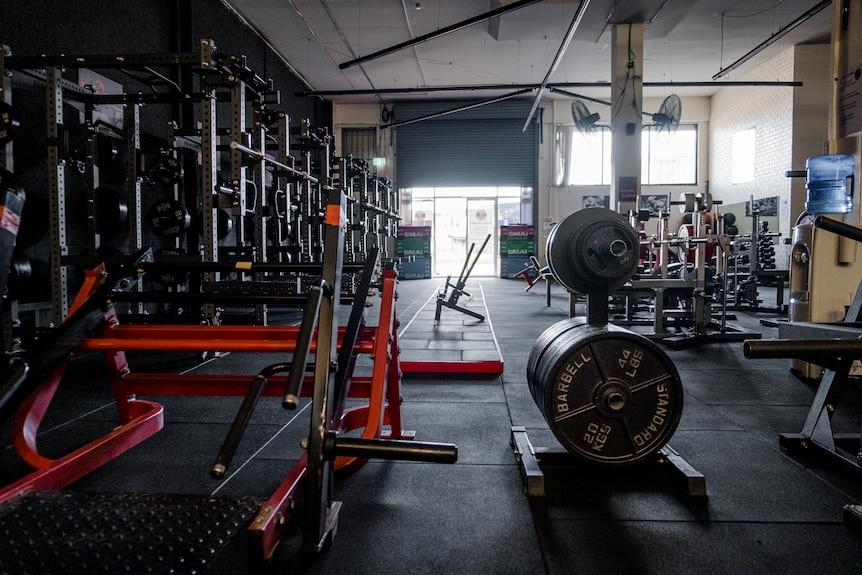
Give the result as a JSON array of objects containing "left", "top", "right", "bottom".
[
  {"left": 648, "top": 94, "right": 681, "bottom": 142},
  {"left": 571, "top": 99, "right": 601, "bottom": 141}
]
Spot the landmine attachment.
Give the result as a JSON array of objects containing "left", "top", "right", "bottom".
[
  {"left": 513, "top": 208, "right": 706, "bottom": 499},
  {"left": 743, "top": 214, "right": 862, "bottom": 536},
  {"left": 434, "top": 233, "right": 491, "bottom": 326}
]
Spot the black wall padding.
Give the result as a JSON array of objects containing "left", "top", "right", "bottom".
[{"left": 394, "top": 100, "right": 539, "bottom": 188}]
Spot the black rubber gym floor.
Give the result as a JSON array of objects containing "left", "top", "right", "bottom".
[{"left": 2, "top": 277, "right": 862, "bottom": 574}]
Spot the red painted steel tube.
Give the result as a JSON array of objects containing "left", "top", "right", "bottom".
[
  {"left": 79, "top": 325, "right": 376, "bottom": 353},
  {"left": 0, "top": 399, "right": 163, "bottom": 505},
  {"left": 248, "top": 453, "right": 308, "bottom": 562}
]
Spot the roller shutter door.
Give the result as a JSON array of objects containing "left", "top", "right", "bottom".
[{"left": 394, "top": 100, "right": 539, "bottom": 188}]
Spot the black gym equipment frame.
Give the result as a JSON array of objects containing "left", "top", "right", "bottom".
[{"left": 743, "top": 215, "right": 862, "bottom": 537}]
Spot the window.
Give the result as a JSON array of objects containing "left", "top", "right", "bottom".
[
  {"left": 732, "top": 128, "right": 756, "bottom": 183},
  {"left": 559, "top": 124, "right": 698, "bottom": 186},
  {"left": 561, "top": 126, "right": 613, "bottom": 185},
  {"left": 341, "top": 127, "right": 377, "bottom": 162},
  {"left": 642, "top": 124, "right": 697, "bottom": 184}
]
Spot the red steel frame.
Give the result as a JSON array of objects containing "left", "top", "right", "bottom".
[{"left": 0, "top": 268, "right": 408, "bottom": 563}]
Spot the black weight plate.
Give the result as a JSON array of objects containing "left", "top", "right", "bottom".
[
  {"left": 148, "top": 199, "right": 191, "bottom": 239},
  {"left": 574, "top": 221, "right": 639, "bottom": 282},
  {"left": 0, "top": 101, "right": 19, "bottom": 145},
  {"left": 196, "top": 208, "right": 234, "bottom": 240},
  {"left": 149, "top": 154, "right": 184, "bottom": 185},
  {"left": 547, "top": 208, "right": 638, "bottom": 295},
  {"left": 0, "top": 168, "right": 25, "bottom": 201},
  {"left": 96, "top": 187, "right": 128, "bottom": 236},
  {"left": 527, "top": 317, "right": 589, "bottom": 412},
  {"left": 6, "top": 250, "right": 32, "bottom": 300},
  {"left": 530, "top": 321, "right": 683, "bottom": 467},
  {"left": 152, "top": 247, "right": 189, "bottom": 286}
]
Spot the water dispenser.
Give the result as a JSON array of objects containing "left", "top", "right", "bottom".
[{"left": 804, "top": 154, "right": 855, "bottom": 215}]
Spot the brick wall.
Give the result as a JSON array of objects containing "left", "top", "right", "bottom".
[{"left": 709, "top": 44, "right": 830, "bottom": 267}]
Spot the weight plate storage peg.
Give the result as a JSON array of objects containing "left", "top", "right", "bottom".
[
  {"left": 546, "top": 207, "right": 639, "bottom": 295},
  {"left": 527, "top": 318, "right": 684, "bottom": 467}
]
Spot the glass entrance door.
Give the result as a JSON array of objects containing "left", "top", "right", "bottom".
[
  {"left": 433, "top": 196, "right": 498, "bottom": 277},
  {"left": 466, "top": 199, "right": 496, "bottom": 276}
]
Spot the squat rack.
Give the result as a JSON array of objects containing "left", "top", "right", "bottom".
[{"left": 0, "top": 190, "right": 457, "bottom": 564}]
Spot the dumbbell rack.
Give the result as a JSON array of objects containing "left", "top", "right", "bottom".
[
  {"left": 0, "top": 190, "right": 457, "bottom": 566},
  {"left": 728, "top": 208, "right": 789, "bottom": 314}
]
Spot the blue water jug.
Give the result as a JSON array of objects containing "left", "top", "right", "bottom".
[{"left": 805, "top": 154, "right": 855, "bottom": 215}]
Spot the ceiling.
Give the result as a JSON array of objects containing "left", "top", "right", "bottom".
[{"left": 222, "top": 0, "right": 833, "bottom": 104}]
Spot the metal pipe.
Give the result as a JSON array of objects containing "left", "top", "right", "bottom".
[
  {"left": 211, "top": 373, "right": 268, "bottom": 479},
  {"left": 338, "top": 0, "right": 542, "bottom": 70},
  {"left": 814, "top": 215, "right": 862, "bottom": 243},
  {"left": 522, "top": 0, "right": 591, "bottom": 132},
  {"left": 328, "top": 435, "right": 458, "bottom": 464},
  {"left": 283, "top": 282, "right": 326, "bottom": 409},
  {"left": 296, "top": 81, "right": 802, "bottom": 98},
  {"left": 743, "top": 338, "right": 862, "bottom": 366},
  {"left": 139, "top": 260, "right": 365, "bottom": 274},
  {"left": 385, "top": 89, "right": 533, "bottom": 128},
  {"left": 109, "top": 291, "right": 356, "bottom": 306},
  {"left": 229, "top": 140, "right": 319, "bottom": 183},
  {"left": 712, "top": 0, "right": 832, "bottom": 80}
]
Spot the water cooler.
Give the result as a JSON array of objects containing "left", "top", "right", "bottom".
[{"left": 788, "top": 137, "right": 862, "bottom": 378}]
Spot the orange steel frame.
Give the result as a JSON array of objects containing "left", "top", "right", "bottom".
[{"left": 0, "top": 266, "right": 408, "bottom": 563}]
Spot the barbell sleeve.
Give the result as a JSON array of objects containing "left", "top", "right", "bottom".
[
  {"left": 743, "top": 338, "right": 862, "bottom": 369},
  {"left": 325, "top": 435, "right": 458, "bottom": 464},
  {"left": 211, "top": 373, "right": 269, "bottom": 479},
  {"left": 283, "top": 282, "right": 326, "bottom": 409},
  {"left": 813, "top": 216, "right": 862, "bottom": 244}
]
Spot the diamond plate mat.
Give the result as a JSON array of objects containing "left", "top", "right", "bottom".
[{"left": 0, "top": 490, "right": 262, "bottom": 574}]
